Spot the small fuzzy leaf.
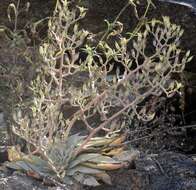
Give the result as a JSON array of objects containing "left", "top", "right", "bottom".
[
  {"left": 185, "top": 50, "right": 190, "bottom": 57},
  {"left": 7, "top": 3, "right": 17, "bottom": 22},
  {"left": 187, "top": 56, "right": 193, "bottom": 63}
]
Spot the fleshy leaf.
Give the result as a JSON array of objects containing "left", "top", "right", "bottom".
[
  {"left": 83, "top": 176, "right": 100, "bottom": 186},
  {"left": 67, "top": 166, "right": 103, "bottom": 176},
  {"left": 69, "top": 154, "right": 101, "bottom": 168},
  {"left": 95, "top": 172, "right": 112, "bottom": 185}
]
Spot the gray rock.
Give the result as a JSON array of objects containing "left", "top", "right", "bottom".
[
  {"left": 1, "top": 152, "right": 195, "bottom": 190},
  {"left": 0, "top": 173, "right": 46, "bottom": 190},
  {"left": 0, "top": 172, "right": 74, "bottom": 190}
]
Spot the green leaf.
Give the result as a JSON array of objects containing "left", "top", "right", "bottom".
[
  {"left": 6, "top": 155, "right": 55, "bottom": 178},
  {"left": 67, "top": 166, "right": 103, "bottom": 176},
  {"left": 69, "top": 154, "right": 100, "bottom": 168},
  {"left": 95, "top": 172, "right": 112, "bottom": 185},
  {"left": 83, "top": 176, "right": 100, "bottom": 186},
  {"left": 69, "top": 153, "right": 119, "bottom": 169},
  {"left": 24, "top": 156, "right": 55, "bottom": 176},
  {"left": 74, "top": 173, "right": 100, "bottom": 186},
  {"left": 62, "top": 176, "right": 74, "bottom": 185},
  {"left": 88, "top": 155, "right": 120, "bottom": 164},
  {"left": 6, "top": 161, "right": 31, "bottom": 171},
  {"left": 67, "top": 134, "right": 85, "bottom": 147}
]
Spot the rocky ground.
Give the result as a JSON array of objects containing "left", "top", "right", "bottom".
[
  {"left": 88, "top": 152, "right": 196, "bottom": 190},
  {"left": 0, "top": 0, "right": 196, "bottom": 190},
  {"left": 0, "top": 149, "right": 196, "bottom": 190}
]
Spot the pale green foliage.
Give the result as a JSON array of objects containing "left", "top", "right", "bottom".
[
  {"left": 0, "top": 1, "right": 35, "bottom": 143},
  {"left": 0, "top": 0, "right": 192, "bottom": 187},
  {"left": 6, "top": 133, "right": 137, "bottom": 186}
]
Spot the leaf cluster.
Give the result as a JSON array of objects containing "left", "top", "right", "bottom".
[{"left": 0, "top": 0, "right": 193, "bottom": 187}]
